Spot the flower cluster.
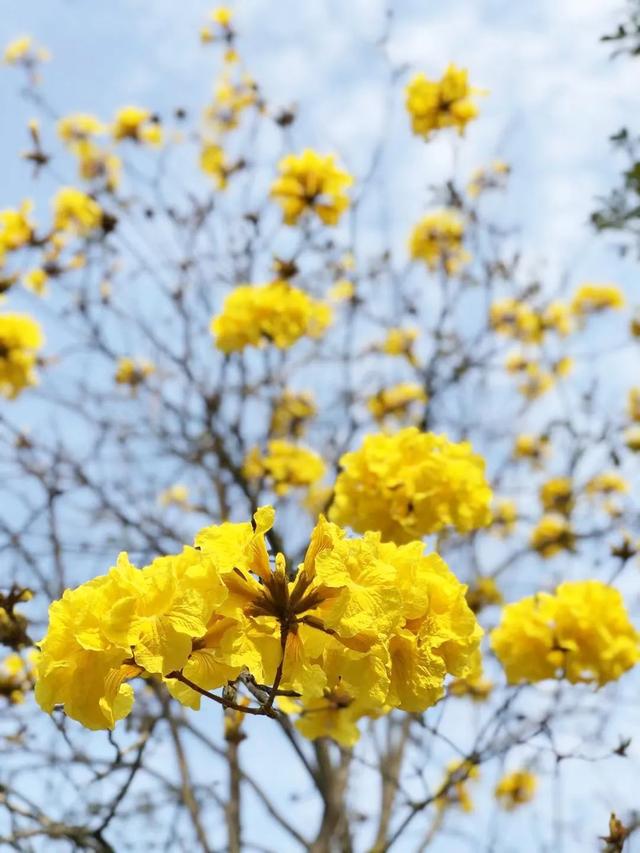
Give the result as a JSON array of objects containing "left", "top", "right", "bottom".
[
  {"left": 367, "top": 382, "right": 427, "bottom": 423},
  {"left": 52, "top": 187, "right": 103, "bottom": 235},
  {"left": 0, "top": 313, "right": 44, "bottom": 398},
  {"left": 269, "top": 390, "right": 317, "bottom": 438},
  {"left": 409, "top": 209, "right": 468, "bottom": 274},
  {"left": 57, "top": 113, "right": 121, "bottom": 191},
  {"left": 114, "top": 357, "right": 156, "bottom": 388},
  {"left": 405, "top": 64, "right": 480, "bottom": 138},
  {"left": 211, "top": 281, "right": 332, "bottom": 352},
  {"left": 329, "top": 427, "right": 492, "bottom": 543},
  {"left": 530, "top": 514, "right": 575, "bottom": 558},
  {"left": 112, "top": 106, "right": 162, "bottom": 145},
  {"left": 491, "top": 580, "right": 639, "bottom": 685},
  {"left": 494, "top": 771, "right": 537, "bottom": 810},
  {"left": 243, "top": 441, "right": 325, "bottom": 495},
  {"left": 270, "top": 149, "right": 353, "bottom": 226},
  {"left": 0, "top": 651, "right": 37, "bottom": 705},
  {"left": 36, "top": 508, "right": 482, "bottom": 745},
  {"left": 571, "top": 282, "right": 625, "bottom": 317}
]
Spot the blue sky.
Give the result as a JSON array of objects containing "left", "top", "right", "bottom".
[{"left": 2, "top": 2, "right": 640, "bottom": 851}]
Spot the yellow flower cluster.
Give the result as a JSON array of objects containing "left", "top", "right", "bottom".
[
  {"left": 35, "top": 508, "right": 482, "bottom": 745},
  {"left": 205, "top": 68, "right": 259, "bottom": 133},
  {"left": 405, "top": 64, "right": 480, "bottom": 138},
  {"left": 490, "top": 498, "right": 517, "bottom": 537},
  {"left": 0, "top": 202, "right": 34, "bottom": 264},
  {"left": 491, "top": 581, "right": 639, "bottom": 685},
  {"left": 329, "top": 427, "right": 492, "bottom": 543},
  {"left": 112, "top": 106, "right": 162, "bottom": 146},
  {"left": 211, "top": 281, "right": 332, "bottom": 352},
  {"left": 467, "top": 160, "right": 510, "bottom": 198},
  {"left": 114, "top": 357, "right": 155, "bottom": 388},
  {"left": 435, "top": 759, "right": 479, "bottom": 812},
  {"left": 409, "top": 209, "right": 468, "bottom": 274},
  {"left": 243, "top": 441, "right": 325, "bottom": 495},
  {"left": 530, "top": 514, "right": 575, "bottom": 558},
  {"left": 513, "top": 433, "right": 550, "bottom": 465},
  {"left": 270, "top": 390, "right": 317, "bottom": 438},
  {"left": 494, "top": 771, "right": 537, "bottom": 810},
  {"left": 270, "top": 150, "right": 353, "bottom": 226},
  {"left": 379, "top": 327, "right": 419, "bottom": 365},
  {"left": 0, "top": 651, "right": 36, "bottom": 705},
  {"left": 3, "top": 35, "right": 50, "bottom": 66},
  {"left": 490, "top": 299, "right": 572, "bottom": 344},
  {"left": 0, "top": 313, "right": 44, "bottom": 398},
  {"left": 158, "top": 484, "right": 190, "bottom": 509},
  {"left": 506, "top": 355, "right": 572, "bottom": 400},
  {"left": 200, "top": 142, "right": 230, "bottom": 189},
  {"left": 540, "top": 477, "right": 574, "bottom": 515},
  {"left": 52, "top": 187, "right": 103, "bottom": 235},
  {"left": 367, "top": 382, "right": 427, "bottom": 423},
  {"left": 57, "top": 113, "right": 121, "bottom": 191},
  {"left": 571, "top": 282, "right": 625, "bottom": 317}
]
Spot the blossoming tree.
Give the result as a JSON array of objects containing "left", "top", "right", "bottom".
[{"left": 1, "top": 6, "right": 639, "bottom": 852}]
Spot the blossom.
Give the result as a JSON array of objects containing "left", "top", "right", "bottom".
[
  {"left": 57, "top": 114, "right": 105, "bottom": 144},
  {"left": 495, "top": 771, "right": 537, "bottom": 810},
  {"left": 490, "top": 498, "right": 517, "bottom": 537},
  {"left": 467, "top": 160, "right": 510, "bottom": 198},
  {"left": 114, "top": 357, "right": 155, "bottom": 388},
  {"left": 211, "top": 281, "right": 332, "bottom": 352},
  {"left": 158, "top": 485, "right": 190, "bottom": 509},
  {"left": 0, "top": 313, "right": 44, "bottom": 398},
  {"left": 585, "top": 472, "right": 628, "bottom": 496},
  {"left": 435, "top": 760, "right": 479, "bottom": 812},
  {"left": 490, "top": 299, "right": 543, "bottom": 343},
  {"left": 270, "top": 390, "right": 316, "bottom": 438},
  {"left": 514, "top": 433, "right": 550, "bottom": 465},
  {"left": 4, "top": 36, "right": 49, "bottom": 65},
  {"left": 540, "top": 477, "right": 574, "bottom": 516},
  {"left": 205, "top": 70, "right": 259, "bottom": 132},
  {"left": 0, "top": 651, "right": 36, "bottom": 705},
  {"left": 270, "top": 149, "right": 353, "bottom": 226},
  {"left": 571, "top": 283, "right": 625, "bottom": 316},
  {"left": 491, "top": 581, "right": 640, "bottom": 686},
  {"left": 530, "top": 514, "right": 575, "bottom": 558},
  {"left": 329, "top": 427, "right": 492, "bottom": 543},
  {"left": 406, "top": 64, "right": 480, "bottom": 138},
  {"left": 466, "top": 577, "right": 503, "bottom": 613},
  {"left": 379, "top": 327, "right": 419, "bottom": 365},
  {"left": 628, "top": 388, "right": 640, "bottom": 422},
  {"left": 367, "top": 383, "right": 427, "bottom": 423},
  {"left": 409, "top": 209, "right": 468, "bottom": 274},
  {"left": 243, "top": 441, "right": 325, "bottom": 495},
  {"left": 200, "top": 142, "right": 230, "bottom": 188},
  {"left": 112, "top": 107, "right": 162, "bottom": 145},
  {"left": 52, "top": 187, "right": 103, "bottom": 235},
  {"left": 23, "top": 268, "right": 48, "bottom": 295},
  {"left": 36, "top": 507, "right": 482, "bottom": 745},
  {"left": 0, "top": 202, "right": 35, "bottom": 260}
]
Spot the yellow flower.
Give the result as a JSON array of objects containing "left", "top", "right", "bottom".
[
  {"left": 467, "top": 160, "right": 510, "bottom": 198},
  {"left": 540, "top": 477, "right": 573, "bottom": 516},
  {"left": 409, "top": 209, "right": 468, "bottom": 274},
  {"left": 585, "top": 472, "right": 628, "bottom": 496},
  {"left": 448, "top": 672, "right": 493, "bottom": 701},
  {"left": 328, "top": 278, "right": 355, "bottom": 302},
  {"left": 542, "top": 301, "right": 573, "bottom": 336},
  {"left": 490, "top": 298, "right": 543, "bottom": 343},
  {"left": 158, "top": 485, "right": 190, "bottom": 509},
  {"left": 571, "top": 283, "right": 625, "bottom": 316},
  {"left": 0, "top": 313, "right": 44, "bottom": 398},
  {"left": 329, "top": 427, "right": 492, "bottom": 543},
  {"left": 495, "top": 771, "right": 537, "bottom": 810},
  {"left": 530, "top": 514, "right": 575, "bottom": 558},
  {"left": 628, "top": 388, "right": 640, "bottom": 422},
  {"left": 112, "top": 107, "right": 162, "bottom": 145},
  {"left": 270, "top": 149, "right": 353, "bottom": 226},
  {"left": 73, "top": 140, "right": 121, "bottom": 191},
  {"left": 52, "top": 187, "right": 103, "bottom": 235},
  {"left": 514, "top": 433, "right": 550, "bottom": 465},
  {"left": 206, "top": 71, "right": 258, "bottom": 132},
  {"left": 4, "top": 36, "right": 49, "bottom": 65},
  {"left": 367, "top": 382, "right": 427, "bottom": 423},
  {"left": 406, "top": 64, "right": 480, "bottom": 138},
  {"left": 379, "top": 327, "right": 419, "bottom": 365},
  {"left": 624, "top": 425, "right": 640, "bottom": 452},
  {"left": 466, "top": 577, "right": 503, "bottom": 613},
  {"left": 211, "top": 281, "right": 332, "bottom": 352},
  {"left": 211, "top": 6, "right": 233, "bottom": 27},
  {"left": 435, "top": 759, "right": 479, "bottom": 813},
  {"left": 0, "top": 651, "right": 36, "bottom": 705},
  {"left": 270, "top": 389, "right": 316, "bottom": 438},
  {"left": 0, "top": 201, "right": 34, "bottom": 255},
  {"left": 36, "top": 506, "right": 482, "bottom": 742},
  {"left": 490, "top": 498, "right": 517, "bottom": 537},
  {"left": 516, "top": 363, "right": 555, "bottom": 399},
  {"left": 114, "top": 357, "right": 155, "bottom": 388},
  {"left": 491, "top": 581, "right": 640, "bottom": 686},
  {"left": 243, "top": 441, "right": 325, "bottom": 495},
  {"left": 57, "top": 114, "right": 105, "bottom": 144},
  {"left": 23, "top": 268, "right": 48, "bottom": 295},
  {"left": 200, "top": 142, "right": 230, "bottom": 188}
]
